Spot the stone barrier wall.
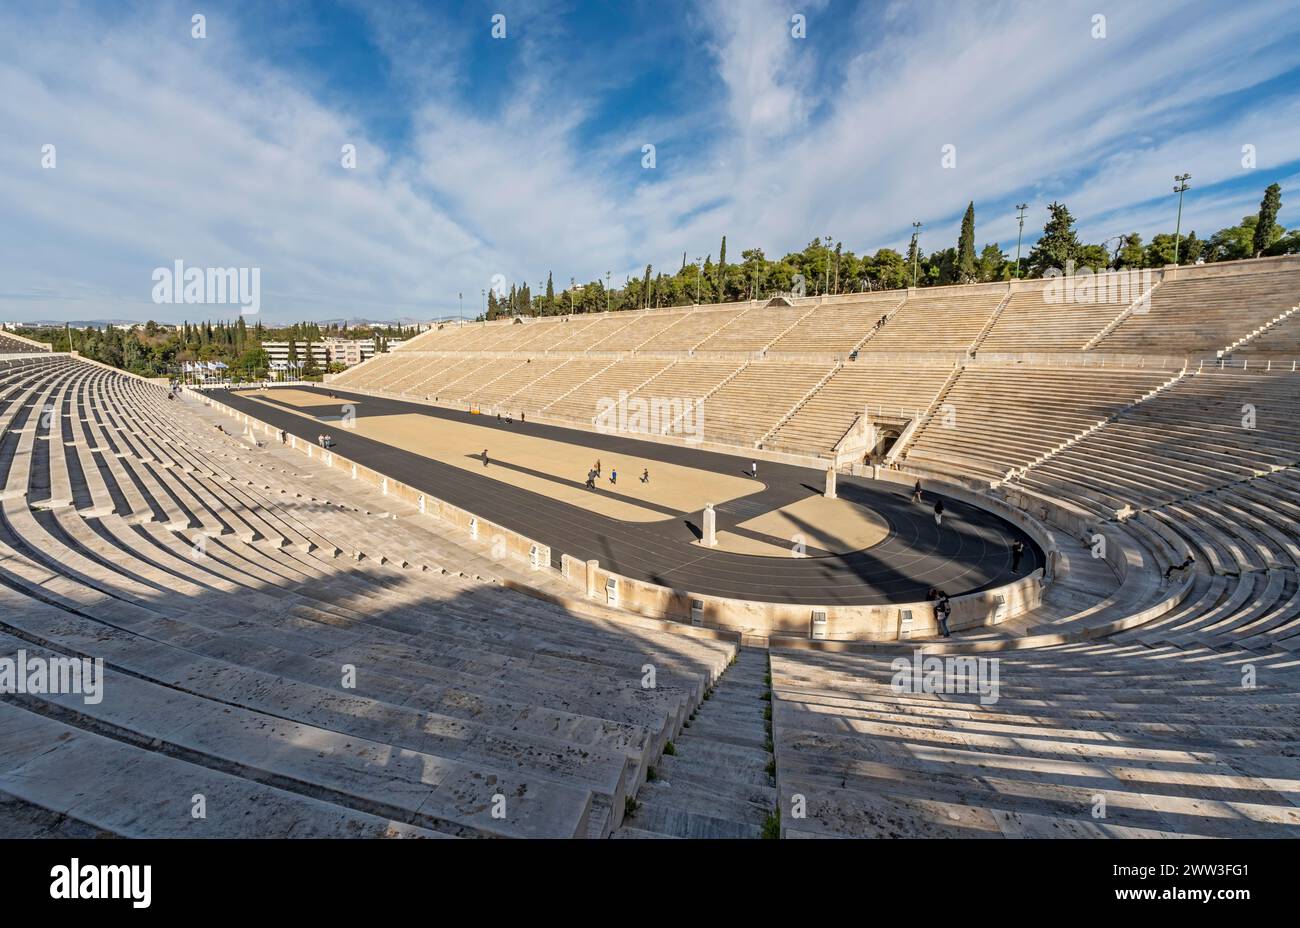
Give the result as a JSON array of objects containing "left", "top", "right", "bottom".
[
  {"left": 198, "top": 393, "right": 554, "bottom": 577},
  {"left": 201, "top": 390, "right": 1073, "bottom": 643}
]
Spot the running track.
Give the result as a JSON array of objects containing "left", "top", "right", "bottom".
[{"left": 210, "top": 385, "right": 1042, "bottom": 606}]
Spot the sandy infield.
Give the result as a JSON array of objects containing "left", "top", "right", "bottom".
[
  {"left": 236, "top": 391, "right": 760, "bottom": 523},
  {"left": 695, "top": 494, "right": 891, "bottom": 556}
]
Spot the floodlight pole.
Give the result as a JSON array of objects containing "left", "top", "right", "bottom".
[
  {"left": 823, "top": 235, "right": 832, "bottom": 295},
  {"left": 1172, "top": 174, "right": 1191, "bottom": 265},
  {"left": 910, "top": 222, "right": 922, "bottom": 288},
  {"left": 1014, "top": 203, "right": 1028, "bottom": 278}
]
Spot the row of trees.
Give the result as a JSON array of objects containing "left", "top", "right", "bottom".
[
  {"left": 482, "top": 183, "right": 1296, "bottom": 320},
  {"left": 11, "top": 319, "right": 419, "bottom": 381}
]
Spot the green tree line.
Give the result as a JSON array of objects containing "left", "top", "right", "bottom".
[
  {"left": 482, "top": 183, "right": 1297, "bottom": 320},
  {"left": 6, "top": 318, "right": 419, "bottom": 381}
]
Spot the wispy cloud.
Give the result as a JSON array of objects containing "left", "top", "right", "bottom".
[{"left": 1, "top": 0, "right": 1298, "bottom": 323}]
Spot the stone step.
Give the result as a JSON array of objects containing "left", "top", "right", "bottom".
[
  {"left": 641, "top": 773, "right": 776, "bottom": 812},
  {"left": 680, "top": 720, "right": 768, "bottom": 751},
  {"left": 653, "top": 753, "right": 775, "bottom": 791},
  {"left": 0, "top": 700, "right": 446, "bottom": 839},
  {"left": 623, "top": 801, "right": 763, "bottom": 839}
]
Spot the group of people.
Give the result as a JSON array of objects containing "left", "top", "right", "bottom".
[
  {"left": 909, "top": 478, "right": 1035, "bottom": 640},
  {"left": 494, "top": 411, "right": 525, "bottom": 425},
  {"left": 317, "top": 433, "right": 335, "bottom": 448},
  {"left": 911, "top": 479, "right": 944, "bottom": 525},
  {"left": 582, "top": 459, "right": 649, "bottom": 490},
  {"left": 927, "top": 588, "right": 953, "bottom": 638}
]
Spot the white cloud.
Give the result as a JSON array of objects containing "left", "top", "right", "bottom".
[{"left": 1, "top": 0, "right": 1297, "bottom": 322}]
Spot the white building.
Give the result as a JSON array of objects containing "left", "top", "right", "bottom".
[
  {"left": 262, "top": 341, "right": 330, "bottom": 371},
  {"left": 322, "top": 337, "right": 378, "bottom": 367}
]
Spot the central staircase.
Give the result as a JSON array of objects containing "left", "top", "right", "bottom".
[{"left": 613, "top": 648, "right": 776, "bottom": 838}]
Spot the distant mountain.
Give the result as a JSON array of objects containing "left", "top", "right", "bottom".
[
  {"left": 5, "top": 319, "right": 140, "bottom": 330},
  {"left": 7, "top": 315, "right": 463, "bottom": 330},
  {"left": 314, "top": 316, "right": 461, "bottom": 327}
]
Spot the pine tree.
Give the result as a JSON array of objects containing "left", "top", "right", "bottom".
[
  {"left": 1117, "top": 233, "right": 1145, "bottom": 268},
  {"left": 642, "top": 265, "right": 652, "bottom": 309},
  {"left": 1026, "top": 202, "right": 1083, "bottom": 276},
  {"left": 302, "top": 339, "right": 319, "bottom": 377},
  {"left": 957, "top": 201, "right": 977, "bottom": 282},
  {"left": 1253, "top": 183, "right": 1282, "bottom": 258},
  {"left": 978, "top": 243, "right": 1006, "bottom": 281},
  {"left": 545, "top": 273, "right": 555, "bottom": 313}
]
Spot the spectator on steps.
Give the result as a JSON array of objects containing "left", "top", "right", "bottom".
[
  {"left": 928, "top": 588, "right": 951, "bottom": 638},
  {"left": 937, "top": 594, "right": 952, "bottom": 638}
]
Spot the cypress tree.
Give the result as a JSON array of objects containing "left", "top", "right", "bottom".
[
  {"left": 957, "top": 201, "right": 977, "bottom": 282},
  {"left": 717, "top": 236, "right": 727, "bottom": 302},
  {"left": 1252, "top": 183, "right": 1282, "bottom": 258}
]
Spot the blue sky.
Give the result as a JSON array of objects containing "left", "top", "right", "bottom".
[{"left": 2, "top": 0, "right": 1300, "bottom": 323}]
